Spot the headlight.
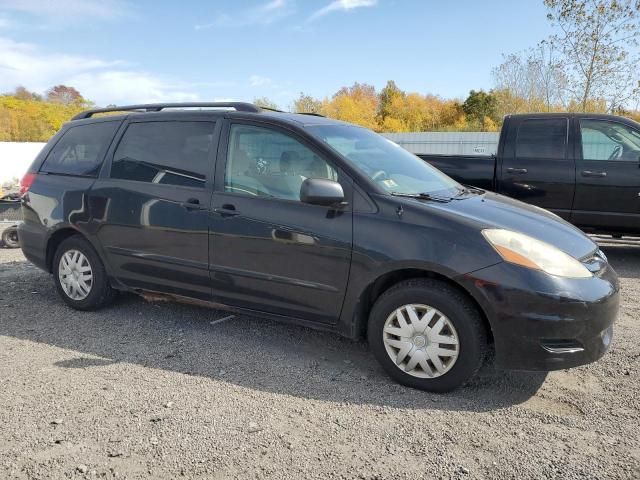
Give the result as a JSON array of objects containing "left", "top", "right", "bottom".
[{"left": 482, "top": 229, "right": 592, "bottom": 278}]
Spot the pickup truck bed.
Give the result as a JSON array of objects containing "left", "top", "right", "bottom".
[{"left": 417, "top": 154, "right": 495, "bottom": 191}]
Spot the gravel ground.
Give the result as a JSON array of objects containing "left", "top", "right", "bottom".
[{"left": 0, "top": 228, "right": 638, "bottom": 479}]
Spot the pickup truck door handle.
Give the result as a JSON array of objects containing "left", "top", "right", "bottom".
[
  {"left": 506, "top": 167, "right": 528, "bottom": 174},
  {"left": 213, "top": 204, "right": 240, "bottom": 217},
  {"left": 582, "top": 170, "right": 607, "bottom": 178},
  {"left": 180, "top": 198, "right": 208, "bottom": 210}
]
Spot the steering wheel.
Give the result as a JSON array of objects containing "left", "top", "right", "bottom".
[
  {"left": 372, "top": 170, "right": 389, "bottom": 181},
  {"left": 609, "top": 145, "right": 622, "bottom": 160}
]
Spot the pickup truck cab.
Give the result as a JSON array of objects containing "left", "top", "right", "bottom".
[
  {"left": 421, "top": 113, "right": 640, "bottom": 236},
  {"left": 18, "top": 103, "right": 619, "bottom": 392}
]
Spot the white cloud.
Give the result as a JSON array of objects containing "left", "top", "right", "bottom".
[
  {"left": 249, "top": 75, "right": 272, "bottom": 87},
  {"left": 0, "top": 36, "right": 212, "bottom": 105},
  {"left": 0, "top": 0, "right": 130, "bottom": 21},
  {"left": 67, "top": 71, "right": 200, "bottom": 105},
  {"left": 0, "top": 37, "right": 121, "bottom": 92},
  {"left": 195, "top": 0, "right": 294, "bottom": 30},
  {"left": 308, "top": 0, "right": 376, "bottom": 22}
]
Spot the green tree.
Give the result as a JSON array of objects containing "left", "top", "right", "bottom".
[
  {"left": 378, "top": 80, "right": 405, "bottom": 121},
  {"left": 462, "top": 90, "right": 498, "bottom": 130}
]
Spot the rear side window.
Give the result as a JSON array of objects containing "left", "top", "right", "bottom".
[
  {"left": 111, "top": 121, "right": 215, "bottom": 188},
  {"left": 41, "top": 121, "right": 119, "bottom": 176},
  {"left": 515, "top": 118, "right": 567, "bottom": 160}
]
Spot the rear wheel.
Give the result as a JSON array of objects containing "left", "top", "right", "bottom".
[
  {"left": 52, "top": 235, "right": 115, "bottom": 310},
  {"left": 368, "top": 279, "right": 487, "bottom": 392}
]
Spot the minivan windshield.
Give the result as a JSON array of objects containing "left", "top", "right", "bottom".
[{"left": 307, "top": 125, "right": 462, "bottom": 196}]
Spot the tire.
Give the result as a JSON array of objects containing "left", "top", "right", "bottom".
[
  {"left": 367, "top": 278, "right": 487, "bottom": 392},
  {"left": 52, "top": 235, "right": 115, "bottom": 310},
  {"left": 1, "top": 226, "right": 19, "bottom": 248}
]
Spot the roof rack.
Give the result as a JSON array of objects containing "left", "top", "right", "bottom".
[
  {"left": 297, "top": 112, "right": 325, "bottom": 117},
  {"left": 72, "top": 102, "right": 262, "bottom": 120}
]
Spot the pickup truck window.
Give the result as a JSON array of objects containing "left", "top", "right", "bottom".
[
  {"left": 579, "top": 119, "right": 640, "bottom": 162},
  {"left": 307, "top": 125, "right": 460, "bottom": 196},
  {"left": 515, "top": 118, "right": 567, "bottom": 160}
]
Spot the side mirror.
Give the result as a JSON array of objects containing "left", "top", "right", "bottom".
[{"left": 300, "top": 178, "right": 345, "bottom": 207}]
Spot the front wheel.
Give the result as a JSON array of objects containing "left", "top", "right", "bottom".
[
  {"left": 53, "top": 235, "right": 115, "bottom": 310},
  {"left": 368, "top": 279, "right": 487, "bottom": 392}
]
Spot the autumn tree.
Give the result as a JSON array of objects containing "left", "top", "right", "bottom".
[
  {"left": 320, "top": 82, "right": 379, "bottom": 131},
  {"left": 46, "top": 85, "right": 84, "bottom": 105},
  {"left": 12, "top": 86, "right": 42, "bottom": 102},
  {"left": 545, "top": 0, "right": 640, "bottom": 112},
  {"left": 292, "top": 92, "right": 322, "bottom": 114},
  {"left": 0, "top": 87, "right": 89, "bottom": 142}
]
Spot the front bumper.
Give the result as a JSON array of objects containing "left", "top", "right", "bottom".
[{"left": 458, "top": 261, "right": 619, "bottom": 371}]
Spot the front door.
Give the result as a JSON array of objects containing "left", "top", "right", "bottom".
[
  {"left": 91, "top": 119, "right": 218, "bottom": 300},
  {"left": 572, "top": 118, "right": 640, "bottom": 233},
  {"left": 209, "top": 122, "right": 353, "bottom": 324},
  {"left": 498, "top": 117, "right": 575, "bottom": 219}
]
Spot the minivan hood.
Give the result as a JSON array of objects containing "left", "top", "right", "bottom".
[{"left": 415, "top": 191, "right": 598, "bottom": 260}]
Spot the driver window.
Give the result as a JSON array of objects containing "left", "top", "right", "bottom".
[
  {"left": 580, "top": 119, "right": 640, "bottom": 162},
  {"left": 225, "top": 124, "right": 337, "bottom": 201}
]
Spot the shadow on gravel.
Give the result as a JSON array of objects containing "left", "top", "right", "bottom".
[{"left": 0, "top": 261, "right": 551, "bottom": 413}]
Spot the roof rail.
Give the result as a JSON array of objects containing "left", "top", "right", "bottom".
[
  {"left": 71, "top": 102, "right": 262, "bottom": 120},
  {"left": 297, "top": 112, "right": 325, "bottom": 117}
]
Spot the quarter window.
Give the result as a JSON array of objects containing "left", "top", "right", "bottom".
[
  {"left": 515, "top": 118, "right": 567, "bottom": 160},
  {"left": 580, "top": 119, "right": 640, "bottom": 162},
  {"left": 111, "top": 121, "right": 215, "bottom": 188},
  {"left": 41, "top": 121, "right": 119, "bottom": 176},
  {"left": 225, "top": 124, "right": 337, "bottom": 201}
]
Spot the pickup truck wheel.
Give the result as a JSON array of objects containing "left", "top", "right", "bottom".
[
  {"left": 368, "top": 279, "right": 487, "bottom": 392},
  {"left": 1, "top": 226, "right": 19, "bottom": 248},
  {"left": 53, "top": 235, "right": 115, "bottom": 310}
]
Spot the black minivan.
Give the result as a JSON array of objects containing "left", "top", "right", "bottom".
[{"left": 18, "top": 102, "right": 619, "bottom": 392}]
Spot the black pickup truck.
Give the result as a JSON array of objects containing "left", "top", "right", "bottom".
[{"left": 420, "top": 113, "right": 640, "bottom": 236}]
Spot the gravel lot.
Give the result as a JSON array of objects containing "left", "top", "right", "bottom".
[{"left": 0, "top": 227, "right": 638, "bottom": 479}]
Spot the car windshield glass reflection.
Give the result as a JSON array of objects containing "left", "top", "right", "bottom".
[{"left": 307, "top": 124, "right": 461, "bottom": 196}]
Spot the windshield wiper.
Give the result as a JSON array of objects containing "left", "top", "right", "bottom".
[{"left": 390, "top": 192, "right": 452, "bottom": 203}]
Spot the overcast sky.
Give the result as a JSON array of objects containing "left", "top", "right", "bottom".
[{"left": 0, "top": 0, "right": 555, "bottom": 108}]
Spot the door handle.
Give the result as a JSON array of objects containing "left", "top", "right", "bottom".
[
  {"left": 582, "top": 170, "right": 607, "bottom": 178},
  {"left": 506, "top": 167, "right": 528, "bottom": 174},
  {"left": 213, "top": 204, "right": 240, "bottom": 217},
  {"left": 180, "top": 198, "right": 208, "bottom": 210}
]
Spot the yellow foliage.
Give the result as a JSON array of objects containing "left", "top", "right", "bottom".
[
  {"left": 0, "top": 96, "right": 87, "bottom": 142},
  {"left": 320, "top": 83, "right": 379, "bottom": 131},
  {"left": 482, "top": 116, "right": 500, "bottom": 132}
]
